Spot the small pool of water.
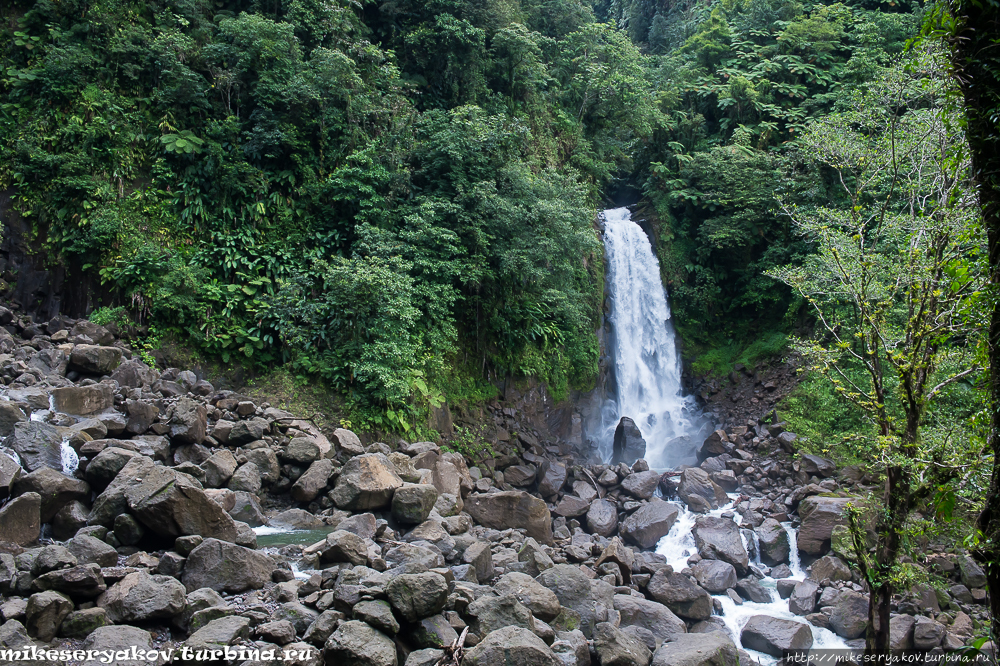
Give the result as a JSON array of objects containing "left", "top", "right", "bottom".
[{"left": 253, "top": 526, "right": 336, "bottom": 548}]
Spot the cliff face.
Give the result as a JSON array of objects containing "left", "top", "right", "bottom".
[{"left": 0, "top": 189, "right": 107, "bottom": 320}]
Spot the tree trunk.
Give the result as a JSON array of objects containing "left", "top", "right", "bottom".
[
  {"left": 866, "top": 465, "right": 911, "bottom": 653},
  {"left": 947, "top": 0, "right": 1000, "bottom": 644}
]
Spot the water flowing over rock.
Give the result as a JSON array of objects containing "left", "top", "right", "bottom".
[{"left": 595, "top": 208, "right": 709, "bottom": 467}]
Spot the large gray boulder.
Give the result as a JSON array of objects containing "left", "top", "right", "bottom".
[
  {"left": 51, "top": 384, "right": 114, "bottom": 415},
  {"left": 81, "top": 625, "right": 155, "bottom": 666},
  {"left": 614, "top": 594, "right": 687, "bottom": 640},
  {"left": 10, "top": 421, "right": 62, "bottom": 472},
  {"left": 291, "top": 459, "right": 334, "bottom": 502},
  {"left": 797, "top": 495, "right": 856, "bottom": 556},
  {"left": 647, "top": 569, "right": 712, "bottom": 621},
  {"left": 324, "top": 620, "right": 397, "bottom": 666},
  {"left": 494, "top": 572, "right": 561, "bottom": 621},
  {"left": 739, "top": 615, "right": 813, "bottom": 657},
  {"left": 595, "top": 621, "right": 652, "bottom": 666},
  {"left": 329, "top": 453, "right": 402, "bottom": 511},
  {"left": 537, "top": 461, "right": 568, "bottom": 497},
  {"left": 385, "top": 572, "right": 449, "bottom": 622},
  {"left": 788, "top": 580, "right": 819, "bottom": 615},
  {"left": 587, "top": 499, "right": 618, "bottom": 537},
  {"left": 69, "top": 345, "right": 122, "bottom": 374},
  {"left": 692, "top": 516, "right": 748, "bottom": 575},
  {"left": 756, "top": 518, "right": 789, "bottom": 565},
  {"left": 121, "top": 459, "right": 239, "bottom": 541},
  {"left": 463, "top": 625, "right": 561, "bottom": 666},
  {"left": 538, "top": 564, "right": 615, "bottom": 638},
  {"left": 467, "top": 593, "right": 536, "bottom": 637},
  {"left": 621, "top": 500, "right": 679, "bottom": 549},
  {"left": 25, "top": 590, "right": 73, "bottom": 642},
  {"left": 622, "top": 470, "right": 661, "bottom": 500},
  {"left": 0, "top": 492, "right": 40, "bottom": 546},
  {"left": 181, "top": 538, "right": 275, "bottom": 593},
  {"left": 392, "top": 483, "right": 438, "bottom": 525},
  {"left": 828, "top": 589, "right": 869, "bottom": 639},
  {"left": 97, "top": 571, "right": 186, "bottom": 623},
  {"left": 0, "top": 401, "right": 27, "bottom": 437},
  {"left": 677, "top": 467, "right": 727, "bottom": 512},
  {"left": 110, "top": 359, "right": 160, "bottom": 389},
  {"left": 465, "top": 490, "right": 553, "bottom": 544},
  {"left": 168, "top": 397, "right": 208, "bottom": 445},
  {"left": 0, "top": 448, "right": 20, "bottom": 500},
  {"left": 691, "top": 560, "right": 738, "bottom": 594},
  {"left": 12, "top": 467, "right": 89, "bottom": 522},
  {"left": 612, "top": 417, "right": 646, "bottom": 466},
  {"left": 651, "top": 632, "right": 740, "bottom": 666}
]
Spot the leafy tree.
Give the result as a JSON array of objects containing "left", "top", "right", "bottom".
[{"left": 767, "top": 53, "right": 987, "bottom": 652}]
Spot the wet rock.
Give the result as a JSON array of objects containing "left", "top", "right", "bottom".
[
  {"left": 622, "top": 471, "right": 661, "bottom": 500},
  {"left": 828, "top": 589, "right": 870, "bottom": 639},
  {"left": 538, "top": 564, "right": 614, "bottom": 638},
  {"left": 329, "top": 453, "right": 403, "bottom": 511},
  {"left": 788, "top": 580, "right": 819, "bottom": 615},
  {"left": 10, "top": 421, "right": 62, "bottom": 472},
  {"left": 692, "top": 516, "right": 748, "bottom": 575},
  {"left": 26, "top": 591, "right": 73, "bottom": 641},
  {"left": 465, "top": 490, "right": 553, "bottom": 544},
  {"left": 613, "top": 594, "right": 687, "bottom": 640},
  {"left": 809, "top": 555, "right": 851, "bottom": 582},
  {"left": 325, "top": 620, "right": 397, "bottom": 665},
  {"left": 468, "top": 592, "right": 536, "bottom": 636},
  {"left": 756, "top": 518, "right": 789, "bottom": 566},
  {"left": 392, "top": 483, "right": 439, "bottom": 525},
  {"left": 0, "top": 492, "right": 40, "bottom": 546},
  {"left": 495, "top": 572, "right": 561, "bottom": 621},
  {"left": 51, "top": 384, "right": 114, "bottom": 416},
  {"left": 651, "top": 632, "right": 740, "bottom": 666},
  {"left": 110, "top": 359, "right": 160, "bottom": 389},
  {"left": 797, "top": 496, "right": 856, "bottom": 556},
  {"left": 123, "top": 458, "right": 239, "bottom": 541},
  {"left": 181, "top": 538, "right": 275, "bottom": 593},
  {"left": 586, "top": 498, "right": 618, "bottom": 537},
  {"left": 59, "top": 607, "right": 109, "bottom": 638},
  {"left": 97, "top": 570, "right": 186, "bottom": 623},
  {"left": 613, "top": 417, "right": 646, "bottom": 466},
  {"left": 386, "top": 572, "right": 449, "bottom": 622},
  {"left": 739, "top": 615, "right": 813, "bottom": 657},
  {"left": 69, "top": 345, "right": 122, "bottom": 374},
  {"left": 595, "top": 621, "right": 652, "bottom": 666},
  {"left": 677, "top": 468, "right": 727, "bottom": 512},
  {"left": 538, "top": 462, "right": 568, "bottom": 497},
  {"left": 734, "top": 578, "right": 772, "bottom": 604},
  {"left": 691, "top": 560, "right": 737, "bottom": 594},
  {"left": 463, "top": 625, "right": 561, "bottom": 666},
  {"left": 647, "top": 569, "right": 712, "bottom": 621}
]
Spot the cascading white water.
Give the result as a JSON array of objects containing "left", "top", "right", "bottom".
[{"left": 598, "top": 207, "right": 709, "bottom": 468}]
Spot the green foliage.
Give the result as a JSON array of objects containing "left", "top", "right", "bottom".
[
  {"left": 89, "top": 306, "right": 130, "bottom": 329},
  {"left": 442, "top": 425, "right": 497, "bottom": 466},
  {"left": 689, "top": 330, "right": 789, "bottom": 377}
]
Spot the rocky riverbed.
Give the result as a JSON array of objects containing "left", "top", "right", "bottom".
[{"left": 0, "top": 310, "right": 993, "bottom": 666}]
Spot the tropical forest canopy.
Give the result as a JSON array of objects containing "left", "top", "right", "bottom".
[{"left": 0, "top": 0, "right": 979, "bottom": 435}]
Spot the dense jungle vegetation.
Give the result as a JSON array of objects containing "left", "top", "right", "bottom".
[{"left": 0, "top": 0, "right": 983, "bottom": 436}]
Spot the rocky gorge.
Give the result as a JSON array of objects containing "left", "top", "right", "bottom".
[{"left": 0, "top": 309, "right": 993, "bottom": 666}]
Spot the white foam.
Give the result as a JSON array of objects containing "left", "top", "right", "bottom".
[{"left": 61, "top": 439, "right": 79, "bottom": 476}]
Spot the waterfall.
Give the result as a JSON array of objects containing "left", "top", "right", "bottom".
[{"left": 597, "top": 207, "right": 709, "bottom": 468}]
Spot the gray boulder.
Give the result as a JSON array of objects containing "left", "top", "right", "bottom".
[
  {"left": 651, "top": 632, "right": 740, "bottom": 666},
  {"left": 463, "top": 625, "right": 561, "bottom": 666},
  {"left": 81, "top": 625, "right": 155, "bottom": 666},
  {"left": 595, "top": 621, "right": 652, "bottom": 666},
  {"left": 51, "top": 384, "right": 115, "bottom": 415},
  {"left": 26, "top": 590, "right": 73, "bottom": 642},
  {"left": 647, "top": 569, "right": 712, "bottom": 621},
  {"left": 181, "top": 538, "right": 275, "bottom": 593},
  {"left": 740, "top": 615, "right": 813, "bottom": 657},
  {"left": 612, "top": 417, "right": 646, "bottom": 466},
  {"left": 614, "top": 594, "right": 687, "bottom": 640},
  {"left": 385, "top": 572, "right": 449, "bottom": 622},
  {"left": 97, "top": 571, "right": 186, "bottom": 623},
  {"left": 828, "top": 589, "right": 869, "bottom": 639},
  {"left": 538, "top": 461, "right": 568, "bottom": 497},
  {"left": 392, "top": 483, "right": 439, "bottom": 525},
  {"left": 324, "top": 620, "right": 397, "bottom": 666},
  {"left": 495, "top": 572, "right": 561, "bottom": 621},
  {"left": 291, "top": 459, "right": 334, "bottom": 502},
  {"left": 110, "top": 359, "right": 160, "bottom": 389},
  {"left": 756, "top": 518, "right": 789, "bottom": 566},
  {"left": 69, "top": 345, "right": 122, "bottom": 374},
  {"left": 13, "top": 467, "right": 89, "bottom": 522},
  {"left": 468, "top": 593, "right": 536, "bottom": 636},
  {"left": 0, "top": 401, "right": 27, "bottom": 437},
  {"left": 788, "top": 580, "right": 819, "bottom": 616},
  {"left": 465, "top": 490, "right": 553, "bottom": 544},
  {"left": 622, "top": 471, "right": 661, "bottom": 500},
  {"left": 329, "top": 453, "right": 402, "bottom": 511},
  {"left": 691, "top": 560, "right": 737, "bottom": 594},
  {"left": 0, "top": 492, "right": 40, "bottom": 546},
  {"left": 797, "top": 495, "right": 856, "bottom": 556},
  {"left": 677, "top": 467, "right": 727, "bottom": 512},
  {"left": 587, "top": 498, "right": 618, "bottom": 537},
  {"left": 10, "top": 421, "right": 62, "bottom": 472},
  {"left": 692, "top": 516, "right": 748, "bottom": 575},
  {"left": 538, "top": 564, "right": 615, "bottom": 638}
]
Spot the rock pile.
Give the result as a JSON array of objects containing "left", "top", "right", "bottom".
[{"left": 0, "top": 309, "right": 991, "bottom": 666}]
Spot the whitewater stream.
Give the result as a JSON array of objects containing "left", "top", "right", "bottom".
[{"left": 599, "top": 207, "right": 850, "bottom": 662}]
